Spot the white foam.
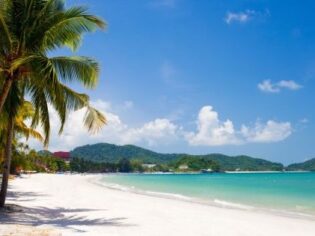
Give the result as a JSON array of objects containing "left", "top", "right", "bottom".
[
  {"left": 145, "top": 190, "right": 192, "bottom": 201},
  {"left": 94, "top": 175, "right": 315, "bottom": 220},
  {"left": 213, "top": 199, "right": 254, "bottom": 210},
  {"left": 98, "top": 180, "right": 192, "bottom": 201}
]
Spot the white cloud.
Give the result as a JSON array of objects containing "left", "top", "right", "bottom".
[
  {"left": 258, "top": 80, "right": 280, "bottom": 93},
  {"left": 91, "top": 99, "right": 112, "bottom": 110},
  {"left": 185, "top": 106, "right": 292, "bottom": 146},
  {"left": 277, "top": 80, "right": 302, "bottom": 90},
  {"left": 27, "top": 100, "right": 180, "bottom": 151},
  {"left": 225, "top": 9, "right": 270, "bottom": 25},
  {"left": 241, "top": 121, "right": 292, "bottom": 143},
  {"left": 27, "top": 101, "right": 293, "bottom": 151},
  {"left": 225, "top": 10, "right": 255, "bottom": 24},
  {"left": 258, "top": 80, "right": 302, "bottom": 93},
  {"left": 186, "top": 106, "right": 240, "bottom": 146},
  {"left": 122, "top": 119, "right": 179, "bottom": 146}
]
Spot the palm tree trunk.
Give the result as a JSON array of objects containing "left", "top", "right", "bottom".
[
  {"left": 0, "top": 78, "right": 13, "bottom": 115},
  {"left": 0, "top": 115, "right": 14, "bottom": 208}
]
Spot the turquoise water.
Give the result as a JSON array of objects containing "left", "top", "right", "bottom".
[{"left": 101, "top": 172, "right": 315, "bottom": 216}]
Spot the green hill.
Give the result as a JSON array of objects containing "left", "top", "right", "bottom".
[
  {"left": 70, "top": 143, "right": 284, "bottom": 171},
  {"left": 71, "top": 143, "right": 179, "bottom": 163},
  {"left": 201, "top": 154, "right": 283, "bottom": 171},
  {"left": 287, "top": 158, "right": 315, "bottom": 171},
  {"left": 37, "top": 150, "right": 53, "bottom": 157}
]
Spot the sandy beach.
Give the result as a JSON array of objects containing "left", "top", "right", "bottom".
[{"left": 0, "top": 174, "right": 315, "bottom": 236}]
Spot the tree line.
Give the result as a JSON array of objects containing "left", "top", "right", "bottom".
[{"left": 69, "top": 157, "right": 221, "bottom": 173}]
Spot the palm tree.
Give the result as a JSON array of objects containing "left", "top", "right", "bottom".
[
  {"left": 0, "top": 0, "right": 106, "bottom": 114},
  {"left": 11, "top": 101, "right": 43, "bottom": 142},
  {"left": 0, "top": 0, "right": 107, "bottom": 208},
  {"left": 0, "top": 101, "right": 43, "bottom": 207},
  {"left": 0, "top": 101, "right": 43, "bottom": 158}
]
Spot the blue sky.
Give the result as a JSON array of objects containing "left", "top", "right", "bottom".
[{"left": 32, "top": 0, "right": 315, "bottom": 164}]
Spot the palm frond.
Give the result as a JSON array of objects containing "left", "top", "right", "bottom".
[
  {"left": 45, "top": 80, "right": 90, "bottom": 134},
  {"left": 12, "top": 55, "right": 100, "bottom": 89},
  {"left": 15, "top": 122, "right": 44, "bottom": 142},
  {"left": 40, "top": 6, "right": 106, "bottom": 51},
  {"left": 29, "top": 88, "right": 50, "bottom": 146},
  {"left": 0, "top": 0, "right": 106, "bottom": 149},
  {"left": 84, "top": 106, "right": 106, "bottom": 134},
  {"left": 50, "top": 56, "right": 99, "bottom": 88},
  {"left": 0, "top": 11, "right": 12, "bottom": 53}
]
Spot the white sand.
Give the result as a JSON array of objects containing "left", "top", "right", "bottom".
[{"left": 1, "top": 174, "right": 315, "bottom": 236}]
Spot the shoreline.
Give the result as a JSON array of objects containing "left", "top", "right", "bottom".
[
  {"left": 95, "top": 174, "right": 315, "bottom": 220},
  {"left": 103, "top": 170, "right": 313, "bottom": 175},
  {"left": 1, "top": 173, "right": 315, "bottom": 236},
  {"left": 225, "top": 170, "right": 312, "bottom": 173}
]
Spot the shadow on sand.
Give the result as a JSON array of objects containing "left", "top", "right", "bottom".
[{"left": 1, "top": 190, "right": 135, "bottom": 233}]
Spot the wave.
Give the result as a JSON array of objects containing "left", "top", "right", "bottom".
[
  {"left": 92, "top": 175, "right": 315, "bottom": 220},
  {"left": 97, "top": 180, "right": 192, "bottom": 201},
  {"left": 213, "top": 199, "right": 254, "bottom": 210},
  {"left": 95, "top": 177, "right": 258, "bottom": 211}
]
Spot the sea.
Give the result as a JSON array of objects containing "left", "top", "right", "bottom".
[{"left": 100, "top": 172, "right": 315, "bottom": 217}]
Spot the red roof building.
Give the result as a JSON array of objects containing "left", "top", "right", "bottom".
[{"left": 53, "top": 151, "right": 70, "bottom": 160}]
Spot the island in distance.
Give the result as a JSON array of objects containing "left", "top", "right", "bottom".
[{"left": 39, "top": 143, "right": 315, "bottom": 173}]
